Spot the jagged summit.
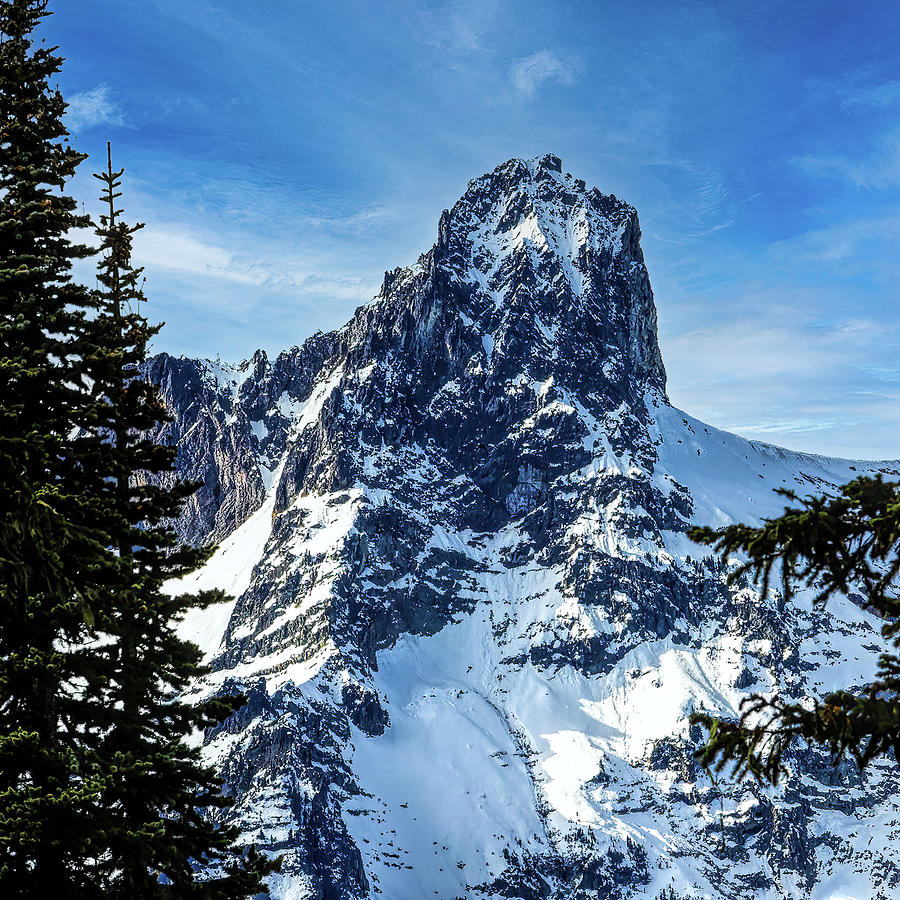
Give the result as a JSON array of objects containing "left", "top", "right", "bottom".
[
  {"left": 440, "top": 153, "right": 638, "bottom": 288},
  {"left": 446, "top": 156, "right": 665, "bottom": 392},
  {"left": 370, "top": 154, "right": 667, "bottom": 407}
]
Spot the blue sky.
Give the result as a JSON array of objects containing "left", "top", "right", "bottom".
[{"left": 49, "top": 0, "right": 900, "bottom": 459}]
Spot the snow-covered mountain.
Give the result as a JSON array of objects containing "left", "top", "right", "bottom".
[{"left": 155, "top": 155, "right": 900, "bottom": 900}]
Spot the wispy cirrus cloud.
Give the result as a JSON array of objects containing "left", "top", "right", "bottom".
[
  {"left": 133, "top": 224, "right": 379, "bottom": 299},
  {"left": 809, "top": 72, "right": 900, "bottom": 115},
  {"left": 839, "top": 80, "right": 900, "bottom": 113},
  {"left": 128, "top": 220, "right": 383, "bottom": 361},
  {"left": 418, "top": 0, "right": 507, "bottom": 53},
  {"left": 724, "top": 418, "right": 845, "bottom": 436},
  {"left": 661, "top": 293, "right": 900, "bottom": 458},
  {"left": 509, "top": 50, "right": 579, "bottom": 98},
  {"left": 134, "top": 227, "right": 247, "bottom": 282},
  {"left": 765, "top": 216, "right": 900, "bottom": 267},
  {"left": 792, "top": 139, "right": 900, "bottom": 190},
  {"left": 66, "top": 84, "right": 125, "bottom": 132}
]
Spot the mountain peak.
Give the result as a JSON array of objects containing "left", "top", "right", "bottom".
[
  {"left": 426, "top": 155, "right": 666, "bottom": 396},
  {"left": 155, "top": 154, "right": 900, "bottom": 900}
]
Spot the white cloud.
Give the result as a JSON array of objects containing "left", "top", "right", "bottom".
[
  {"left": 132, "top": 224, "right": 380, "bottom": 300},
  {"left": 510, "top": 50, "right": 578, "bottom": 98},
  {"left": 66, "top": 84, "right": 125, "bottom": 132},
  {"left": 792, "top": 130, "right": 900, "bottom": 190},
  {"left": 135, "top": 228, "right": 242, "bottom": 281},
  {"left": 840, "top": 80, "right": 900, "bottom": 112},
  {"left": 765, "top": 216, "right": 900, "bottom": 271},
  {"left": 661, "top": 301, "right": 900, "bottom": 458},
  {"left": 296, "top": 203, "right": 404, "bottom": 234},
  {"left": 420, "top": 0, "right": 506, "bottom": 53},
  {"left": 722, "top": 418, "right": 843, "bottom": 436}
]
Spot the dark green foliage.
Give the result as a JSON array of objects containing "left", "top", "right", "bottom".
[
  {"left": 84, "top": 146, "right": 277, "bottom": 896},
  {"left": 0, "top": 1, "right": 110, "bottom": 893},
  {"left": 0, "top": 2, "right": 275, "bottom": 894},
  {"left": 690, "top": 476, "right": 900, "bottom": 784}
]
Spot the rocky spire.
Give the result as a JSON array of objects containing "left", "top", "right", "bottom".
[{"left": 432, "top": 154, "right": 667, "bottom": 396}]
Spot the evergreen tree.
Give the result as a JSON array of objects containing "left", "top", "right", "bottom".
[
  {"left": 85, "top": 145, "right": 277, "bottom": 897},
  {"left": 0, "top": 2, "right": 275, "bottom": 893},
  {"left": 0, "top": 1, "right": 110, "bottom": 893},
  {"left": 690, "top": 476, "right": 900, "bottom": 784}
]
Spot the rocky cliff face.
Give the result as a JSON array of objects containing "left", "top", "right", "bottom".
[{"left": 162, "top": 155, "right": 900, "bottom": 899}]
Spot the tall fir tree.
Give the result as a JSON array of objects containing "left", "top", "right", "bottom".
[
  {"left": 0, "top": 1, "right": 113, "bottom": 894},
  {"left": 0, "top": 2, "right": 275, "bottom": 894},
  {"left": 84, "top": 146, "right": 276, "bottom": 897},
  {"left": 691, "top": 476, "right": 900, "bottom": 784}
]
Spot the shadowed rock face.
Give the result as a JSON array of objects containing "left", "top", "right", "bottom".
[
  {"left": 159, "top": 156, "right": 900, "bottom": 900},
  {"left": 146, "top": 333, "right": 337, "bottom": 544}
]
